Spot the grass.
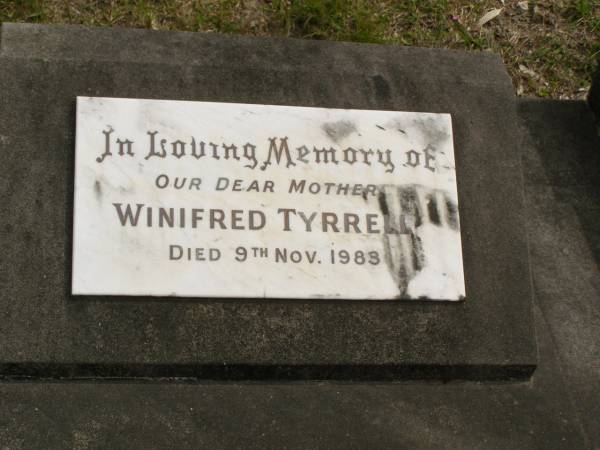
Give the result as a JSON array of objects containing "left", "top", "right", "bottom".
[{"left": 0, "top": 0, "right": 598, "bottom": 99}]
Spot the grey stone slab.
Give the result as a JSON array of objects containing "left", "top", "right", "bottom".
[
  {"left": 0, "top": 306, "right": 586, "bottom": 450},
  {"left": 0, "top": 22, "right": 513, "bottom": 91},
  {"left": 518, "top": 99, "right": 600, "bottom": 443},
  {"left": 0, "top": 23, "right": 535, "bottom": 379},
  {"left": 519, "top": 100, "right": 600, "bottom": 187},
  {"left": 3, "top": 96, "right": 599, "bottom": 450}
]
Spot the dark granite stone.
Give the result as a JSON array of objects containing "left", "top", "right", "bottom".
[
  {"left": 518, "top": 99, "right": 600, "bottom": 444},
  {"left": 3, "top": 95, "right": 598, "bottom": 450},
  {"left": 0, "top": 23, "right": 535, "bottom": 380},
  {"left": 0, "top": 303, "right": 587, "bottom": 450}
]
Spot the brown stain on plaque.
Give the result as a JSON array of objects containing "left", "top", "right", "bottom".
[
  {"left": 376, "top": 181, "right": 461, "bottom": 299},
  {"left": 426, "top": 194, "right": 441, "bottom": 225},
  {"left": 415, "top": 117, "right": 449, "bottom": 148},
  {"left": 378, "top": 187, "right": 411, "bottom": 297},
  {"left": 93, "top": 180, "right": 102, "bottom": 201},
  {"left": 445, "top": 195, "right": 459, "bottom": 230},
  {"left": 321, "top": 120, "right": 357, "bottom": 143}
]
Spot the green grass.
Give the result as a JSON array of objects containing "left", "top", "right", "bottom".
[
  {"left": 0, "top": 0, "right": 598, "bottom": 99},
  {"left": 270, "top": 0, "right": 390, "bottom": 42}
]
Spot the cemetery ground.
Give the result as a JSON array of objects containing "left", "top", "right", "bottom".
[{"left": 0, "top": 0, "right": 598, "bottom": 100}]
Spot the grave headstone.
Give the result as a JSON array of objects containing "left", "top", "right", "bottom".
[
  {"left": 0, "top": 22, "right": 536, "bottom": 381},
  {"left": 7, "top": 20, "right": 600, "bottom": 449}
]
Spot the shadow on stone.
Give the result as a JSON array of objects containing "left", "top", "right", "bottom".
[{"left": 519, "top": 99, "right": 600, "bottom": 272}]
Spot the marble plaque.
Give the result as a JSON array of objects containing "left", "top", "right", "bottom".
[{"left": 72, "top": 97, "right": 465, "bottom": 300}]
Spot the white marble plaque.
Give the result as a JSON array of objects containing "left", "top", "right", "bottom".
[{"left": 72, "top": 97, "right": 465, "bottom": 300}]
